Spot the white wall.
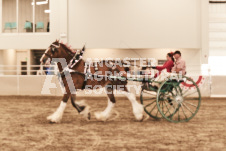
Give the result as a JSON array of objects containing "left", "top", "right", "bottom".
[
  {"left": 68, "top": 0, "right": 202, "bottom": 49},
  {"left": 0, "top": 49, "right": 17, "bottom": 75},
  {"left": 0, "top": 50, "right": 3, "bottom": 65}
]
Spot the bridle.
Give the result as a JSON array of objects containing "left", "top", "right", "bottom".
[
  {"left": 40, "top": 43, "right": 60, "bottom": 65},
  {"left": 41, "top": 43, "right": 79, "bottom": 64}
]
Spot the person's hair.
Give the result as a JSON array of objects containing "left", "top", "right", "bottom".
[
  {"left": 167, "top": 52, "right": 175, "bottom": 62},
  {"left": 174, "top": 50, "right": 181, "bottom": 56}
]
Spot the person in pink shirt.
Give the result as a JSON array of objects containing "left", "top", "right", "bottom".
[{"left": 171, "top": 50, "right": 186, "bottom": 75}]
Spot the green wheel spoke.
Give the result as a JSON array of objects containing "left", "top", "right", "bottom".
[
  {"left": 178, "top": 105, "right": 180, "bottom": 121},
  {"left": 181, "top": 103, "right": 188, "bottom": 119},
  {"left": 150, "top": 103, "right": 157, "bottom": 114},
  {"left": 170, "top": 105, "right": 178, "bottom": 119},
  {"left": 182, "top": 88, "right": 190, "bottom": 95},
  {"left": 183, "top": 90, "right": 198, "bottom": 98},
  {"left": 163, "top": 101, "right": 172, "bottom": 116},
  {"left": 145, "top": 100, "right": 156, "bottom": 108},
  {"left": 156, "top": 107, "right": 159, "bottom": 117},
  {"left": 163, "top": 102, "right": 173, "bottom": 116},
  {"left": 177, "top": 104, "right": 181, "bottom": 121},
  {"left": 184, "top": 97, "right": 200, "bottom": 101},
  {"left": 183, "top": 101, "right": 198, "bottom": 108},
  {"left": 156, "top": 76, "right": 201, "bottom": 123},
  {"left": 143, "top": 97, "right": 155, "bottom": 101},
  {"left": 141, "top": 88, "right": 162, "bottom": 119},
  {"left": 182, "top": 102, "right": 195, "bottom": 114}
]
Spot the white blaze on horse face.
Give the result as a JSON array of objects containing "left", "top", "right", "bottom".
[
  {"left": 40, "top": 48, "right": 50, "bottom": 63},
  {"left": 124, "top": 92, "right": 144, "bottom": 121},
  {"left": 47, "top": 101, "right": 67, "bottom": 123}
]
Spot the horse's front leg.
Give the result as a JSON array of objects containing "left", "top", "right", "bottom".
[
  {"left": 94, "top": 85, "right": 116, "bottom": 121},
  {"left": 71, "top": 94, "right": 91, "bottom": 120},
  {"left": 47, "top": 94, "right": 70, "bottom": 123},
  {"left": 123, "top": 87, "right": 144, "bottom": 121}
]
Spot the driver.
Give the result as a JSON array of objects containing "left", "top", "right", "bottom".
[{"left": 152, "top": 50, "right": 186, "bottom": 88}]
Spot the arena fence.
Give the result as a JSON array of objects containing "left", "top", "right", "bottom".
[{"left": 0, "top": 65, "right": 225, "bottom": 97}]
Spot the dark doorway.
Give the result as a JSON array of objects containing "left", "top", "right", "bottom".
[{"left": 21, "top": 61, "right": 27, "bottom": 75}]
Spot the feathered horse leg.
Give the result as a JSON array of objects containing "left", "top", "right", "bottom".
[{"left": 71, "top": 94, "right": 91, "bottom": 121}]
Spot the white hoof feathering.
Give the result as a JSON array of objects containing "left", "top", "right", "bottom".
[
  {"left": 125, "top": 92, "right": 144, "bottom": 121},
  {"left": 94, "top": 112, "right": 108, "bottom": 121},
  {"left": 133, "top": 103, "right": 144, "bottom": 121},
  {"left": 77, "top": 100, "right": 90, "bottom": 120},
  {"left": 47, "top": 101, "right": 67, "bottom": 123},
  {"left": 95, "top": 99, "right": 115, "bottom": 121}
]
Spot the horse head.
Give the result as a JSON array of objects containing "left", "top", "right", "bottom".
[{"left": 40, "top": 40, "right": 62, "bottom": 65}]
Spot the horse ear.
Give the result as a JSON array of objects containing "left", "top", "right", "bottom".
[{"left": 82, "top": 44, "right": 86, "bottom": 52}]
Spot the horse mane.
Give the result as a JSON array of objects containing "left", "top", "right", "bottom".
[{"left": 53, "top": 40, "right": 76, "bottom": 55}]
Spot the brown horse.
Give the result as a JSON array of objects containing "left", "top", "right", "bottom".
[{"left": 40, "top": 40, "right": 144, "bottom": 122}]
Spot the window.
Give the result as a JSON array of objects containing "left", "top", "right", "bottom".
[
  {"left": 209, "top": 56, "right": 226, "bottom": 75},
  {"left": 35, "top": 0, "right": 50, "bottom": 32},
  {"left": 2, "top": 0, "right": 17, "bottom": 33},
  {"left": 2, "top": 0, "right": 50, "bottom": 33},
  {"left": 19, "top": 0, "right": 33, "bottom": 33}
]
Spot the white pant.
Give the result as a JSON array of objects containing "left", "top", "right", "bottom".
[{"left": 152, "top": 70, "right": 179, "bottom": 87}]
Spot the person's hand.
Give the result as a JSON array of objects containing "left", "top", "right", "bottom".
[{"left": 151, "top": 66, "right": 157, "bottom": 69}]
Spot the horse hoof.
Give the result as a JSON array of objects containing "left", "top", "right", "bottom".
[
  {"left": 80, "top": 106, "right": 91, "bottom": 121},
  {"left": 47, "top": 115, "right": 62, "bottom": 123},
  {"left": 139, "top": 115, "right": 144, "bottom": 122},
  {"left": 94, "top": 112, "right": 105, "bottom": 121},
  {"left": 136, "top": 115, "right": 144, "bottom": 122},
  {"left": 88, "top": 112, "right": 91, "bottom": 120}
]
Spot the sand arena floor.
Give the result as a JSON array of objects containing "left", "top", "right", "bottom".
[{"left": 0, "top": 96, "right": 225, "bottom": 151}]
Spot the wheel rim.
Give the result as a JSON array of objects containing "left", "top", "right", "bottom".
[
  {"left": 156, "top": 76, "right": 201, "bottom": 123},
  {"left": 140, "top": 88, "right": 162, "bottom": 119}
]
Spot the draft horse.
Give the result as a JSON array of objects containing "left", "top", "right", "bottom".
[{"left": 40, "top": 40, "right": 144, "bottom": 122}]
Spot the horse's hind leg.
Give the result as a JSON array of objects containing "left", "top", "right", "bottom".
[
  {"left": 47, "top": 94, "right": 69, "bottom": 123},
  {"left": 71, "top": 94, "right": 91, "bottom": 120},
  {"left": 94, "top": 86, "right": 115, "bottom": 121},
  {"left": 123, "top": 87, "right": 144, "bottom": 121}
]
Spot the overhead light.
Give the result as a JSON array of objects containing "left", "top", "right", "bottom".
[
  {"left": 36, "top": 1, "right": 48, "bottom": 5},
  {"left": 44, "top": 10, "right": 51, "bottom": 13},
  {"left": 31, "top": 0, "right": 48, "bottom": 5}
]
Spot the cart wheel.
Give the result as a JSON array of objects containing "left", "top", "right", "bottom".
[
  {"left": 156, "top": 76, "right": 201, "bottom": 123},
  {"left": 140, "top": 88, "right": 162, "bottom": 119}
]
